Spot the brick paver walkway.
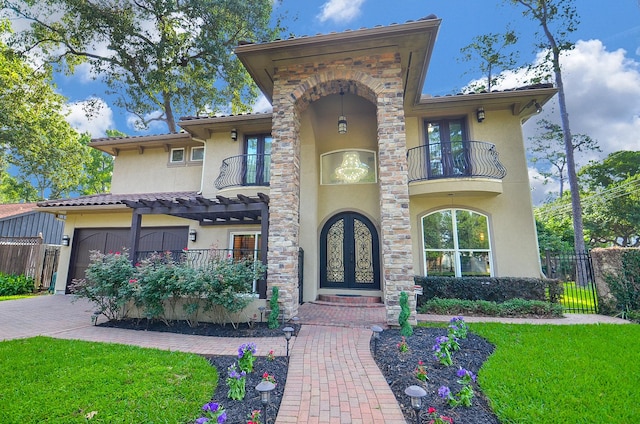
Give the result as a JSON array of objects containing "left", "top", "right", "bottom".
[{"left": 0, "top": 295, "right": 630, "bottom": 424}]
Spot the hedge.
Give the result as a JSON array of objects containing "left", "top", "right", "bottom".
[{"left": 414, "top": 276, "right": 563, "bottom": 309}]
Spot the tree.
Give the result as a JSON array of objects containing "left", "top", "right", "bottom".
[
  {"left": 529, "top": 119, "right": 600, "bottom": 198},
  {"left": 507, "top": 0, "right": 588, "bottom": 260},
  {"left": 579, "top": 151, "right": 640, "bottom": 247},
  {"left": 78, "top": 131, "right": 117, "bottom": 195},
  {"left": 459, "top": 29, "right": 519, "bottom": 92},
  {"left": 6, "top": 0, "right": 281, "bottom": 133},
  {"left": 534, "top": 194, "right": 575, "bottom": 251},
  {"left": 0, "top": 19, "right": 85, "bottom": 200}
]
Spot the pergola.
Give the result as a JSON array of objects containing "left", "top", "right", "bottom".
[{"left": 122, "top": 193, "right": 270, "bottom": 297}]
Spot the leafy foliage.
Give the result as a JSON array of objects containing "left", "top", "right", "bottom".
[
  {"left": 71, "top": 250, "right": 266, "bottom": 325},
  {"left": 268, "top": 286, "right": 280, "bottom": 329},
  {"left": 604, "top": 249, "right": 640, "bottom": 319},
  {"left": 398, "top": 291, "right": 412, "bottom": 337},
  {"left": 6, "top": 0, "right": 282, "bottom": 132},
  {"left": 0, "top": 19, "right": 87, "bottom": 200},
  {"left": 419, "top": 297, "right": 564, "bottom": 317},
  {"left": 459, "top": 29, "right": 519, "bottom": 92},
  {"left": 0, "top": 273, "right": 34, "bottom": 296}
]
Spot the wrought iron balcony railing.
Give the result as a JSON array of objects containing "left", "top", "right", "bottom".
[
  {"left": 214, "top": 154, "right": 271, "bottom": 190},
  {"left": 407, "top": 141, "right": 507, "bottom": 183},
  {"left": 135, "top": 248, "right": 263, "bottom": 268}
]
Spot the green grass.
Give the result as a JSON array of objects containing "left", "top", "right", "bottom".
[
  {"left": 0, "top": 294, "right": 35, "bottom": 301},
  {"left": 469, "top": 323, "right": 640, "bottom": 423},
  {"left": 560, "top": 282, "right": 599, "bottom": 312},
  {"left": 0, "top": 337, "right": 217, "bottom": 423}
]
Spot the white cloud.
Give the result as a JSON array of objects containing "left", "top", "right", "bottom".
[
  {"left": 65, "top": 98, "right": 114, "bottom": 138},
  {"left": 317, "top": 0, "right": 365, "bottom": 24},
  {"left": 252, "top": 94, "right": 273, "bottom": 113}
]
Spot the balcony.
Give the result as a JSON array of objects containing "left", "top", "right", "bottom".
[
  {"left": 214, "top": 154, "right": 271, "bottom": 190},
  {"left": 407, "top": 141, "right": 506, "bottom": 196}
]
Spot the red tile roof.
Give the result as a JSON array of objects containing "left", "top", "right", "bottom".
[{"left": 37, "top": 192, "right": 198, "bottom": 208}]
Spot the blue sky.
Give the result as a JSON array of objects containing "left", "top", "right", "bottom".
[{"left": 46, "top": 0, "right": 640, "bottom": 202}]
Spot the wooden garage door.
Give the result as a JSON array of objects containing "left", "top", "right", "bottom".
[{"left": 66, "top": 227, "right": 188, "bottom": 292}]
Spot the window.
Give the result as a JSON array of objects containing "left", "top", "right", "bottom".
[
  {"left": 421, "top": 209, "right": 492, "bottom": 277},
  {"left": 320, "top": 149, "right": 377, "bottom": 185},
  {"left": 190, "top": 146, "right": 204, "bottom": 162},
  {"left": 425, "top": 118, "right": 470, "bottom": 178},
  {"left": 170, "top": 148, "right": 185, "bottom": 163},
  {"left": 229, "top": 232, "right": 262, "bottom": 292},
  {"left": 244, "top": 134, "right": 271, "bottom": 185}
]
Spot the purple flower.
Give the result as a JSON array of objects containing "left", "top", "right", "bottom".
[
  {"left": 217, "top": 411, "right": 227, "bottom": 423},
  {"left": 438, "top": 385, "right": 451, "bottom": 399},
  {"left": 195, "top": 418, "right": 209, "bottom": 424},
  {"left": 202, "top": 402, "right": 219, "bottom": 413},
  {"left": 456, "top": 368, "right": 467, "bottom": 378},
  {"left": 238, "top": 342, "right": 257, "bottom": 358}
]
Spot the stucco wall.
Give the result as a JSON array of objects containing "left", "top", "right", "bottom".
[{"left": 111, "top": 146, "right": 203, "bottom": 194}]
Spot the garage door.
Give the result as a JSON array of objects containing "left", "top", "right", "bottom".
[{"left": 66, "top": 226, "right": 188, "bottom": 292}]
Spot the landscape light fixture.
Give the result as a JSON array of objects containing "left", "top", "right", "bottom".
[
  {"left": 282, "top": 326, "right": 294, "bottom": 357},
  {"left": 255, "top": 380, "right": 275, "bottom": 424},
  {"left": 258, "top": 306, "right": 266, "bottom": 322},
  {"left": 230, "top": 128, "right": 238, "bottom": 141},
  {"left": 61, "top": 235, "right": 70, "bottom": 246},
  {"left": 476, "top": 107, "right": 485, "bottom": 123},
  {"left": 405, "top": 385, "right": 427, "bottom": 424},
  {"left": 338, "top": 90, "right": 347, "bottom": 134},
  {"left": 371, "top": 325, "right": 383, "bottom": 356},
  {"left": 188, "top": 228, "right": 197, "bottom": 242}
]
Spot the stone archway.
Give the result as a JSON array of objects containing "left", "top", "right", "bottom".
[{"left": 268, "top": 55, "right": 416, "bottom": 325}]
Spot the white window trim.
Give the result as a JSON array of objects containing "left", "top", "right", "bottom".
[
  {"left": 170, "top": 147, "right": 185, "bottom": 163},
  {"left": 229, "top": 231, "right": 262, "bottom": 293},
  {"left": 421, "top": 209, "right": 493, "bottom": 277},
  {"left": 190, "top": 146, "right": 204, "bottom": 162}
]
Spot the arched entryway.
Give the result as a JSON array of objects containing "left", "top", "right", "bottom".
[{"left": 320, "top": 212, "right": 380, "bottom": 290}]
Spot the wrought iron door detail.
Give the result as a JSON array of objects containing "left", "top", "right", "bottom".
[
  {"left": 326, "top": 219, "right": 345, "bottom": 282},
  {"left": 320, "top": 212, "right": 380, "bottom": 289}
]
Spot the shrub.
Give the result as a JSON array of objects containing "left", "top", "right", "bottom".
[
  {"left": 604, "top": 249, "right": 640, "bottom": 319},
  {"left": 418, "top": 297, "right": 563, "bottom": 317},
  {"left": 414, "top": 276, "right": 563, "bottom": 306},
  {"left": 268, "top": 286, "right": 280, "bottom": 329},
  {"left": 70, "top": 250, "right": 136, "bottom": 321},
  {"left": 0, "top": 273, "right": 34, "bottom": 296},
  {"left": 399, "top": 291, "right": 413, "bottom": 337},
  {"left": 134, "top": 251, "right": 183, "bottom": 324}
]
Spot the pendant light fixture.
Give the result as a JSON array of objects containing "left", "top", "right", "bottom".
[{"left": 338, "top": 89, "right": 347, "bottom": 134}]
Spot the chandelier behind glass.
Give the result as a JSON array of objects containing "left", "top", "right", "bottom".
[{"left": 334, "top": 151, "right": 369, "bottom": 183}]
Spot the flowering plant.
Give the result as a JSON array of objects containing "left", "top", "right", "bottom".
[
  {"left": 432, "top": 336, "right": 454, "bottom": 366},
  {"left": 247, "top": 410, "right": 261, "bottom": 424},
  {"left": 397, "top": 336, "right": 409, "bottom": 353},
  {"left": 238, "top": 343, "right": 257, "bottom": 373},
  {"left": 267, "top": 349, "right": 275, "bottom": 361},
  {"left": 438, "top": 368, "right": 476, "bottom": 407},
  {"left": 448, "top": 316, "right": 468, "bottom": 340},
  {"left": 414, "top": 360, "right": 428, "bottom": 382},
  {"left": 226, "top": 363, "right": 247, "bottom": 400},
  {"left": 195, "top": 401, "right": 227, "bottom": 423},
  {"left": 427, "top": 407, "right": 453, "bottom": 424},
  {"left": 262, "top": 372, "right": 276, "bottom": 385}
]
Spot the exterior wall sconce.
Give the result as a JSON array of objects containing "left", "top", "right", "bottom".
[
  {"left": 188, "top": 229, "right": 197, "bottom": 242},
  {"left": 476, "top": 107, "right": 485, "bottom": 123},
  {"left": 338, "top": 90, "right": 347, "bottom": 134},
  {"left": 61, "top": 235, "right": 70, "bottom": 246},
  {"left": 230, "top": 128, "right": 238, "bottom": 141},
  {"left": 525, "top": 99, "right": 543, "bottom": 114}
]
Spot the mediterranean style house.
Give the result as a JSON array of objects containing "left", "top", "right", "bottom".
[{"left": 38, "top": 15, "right": 556, "bottom": 325}]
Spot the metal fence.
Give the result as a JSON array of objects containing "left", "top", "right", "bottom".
[{"left": 542, "top": 250, "right": 599, "bottom": 314}]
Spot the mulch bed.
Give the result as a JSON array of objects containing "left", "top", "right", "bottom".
[{"left": 100, "top": 319, "right": 500, "bottom": 423}]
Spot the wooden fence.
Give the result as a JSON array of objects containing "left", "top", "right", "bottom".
[{"left": 0, "top": 236, "right": 60, "bottom": 291}]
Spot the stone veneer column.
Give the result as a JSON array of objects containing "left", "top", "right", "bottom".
[
  {"left": 266, "top": 82, "right": 301, "bottom": 320},
  {"left": 375, "top": 56, "right": 416, "bottom": 326}
]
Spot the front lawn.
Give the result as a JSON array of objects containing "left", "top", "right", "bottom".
[
  {"left": 0, "top": 337, "right": 217, "bottom": 423},
  {"left": 470, "top": 323, "right": 639, "bottom": 423}
]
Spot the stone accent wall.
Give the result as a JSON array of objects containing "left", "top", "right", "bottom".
[
  {"left": 268, "top": 52, "right": 415, "bottom": 325},
  {"left": 591, "top": 247, "right": 639, "bottom": 315}
]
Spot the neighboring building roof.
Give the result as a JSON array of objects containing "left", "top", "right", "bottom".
[
  {"left": 37, "top": 191, "right": 198, "bottom": 208},
  {"left": 0, "top": 203, "right": 38, "bottom": 219}
]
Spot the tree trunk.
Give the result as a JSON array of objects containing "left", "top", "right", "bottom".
[{"left": 164, "top": 92, "right": 177, "bottom": 133}]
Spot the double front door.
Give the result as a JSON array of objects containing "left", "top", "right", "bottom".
[{"left": 320, "top": 212, "right": 380, "bottom": 290}]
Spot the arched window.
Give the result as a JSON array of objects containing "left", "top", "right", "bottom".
[{"left": 421, "top": 209, "right": 492, "bottom": 277}]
